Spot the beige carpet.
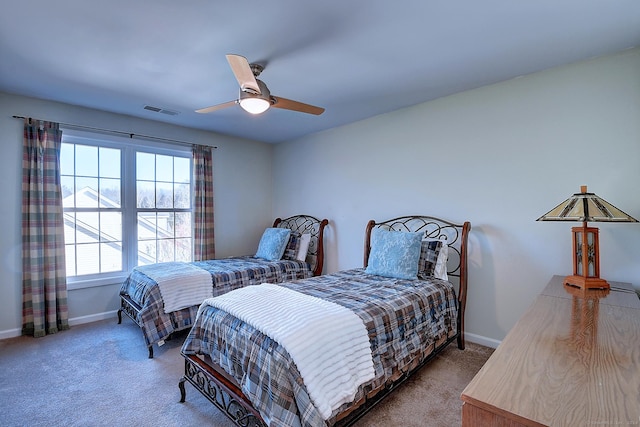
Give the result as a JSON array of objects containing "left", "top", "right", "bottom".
[{"left": 0, "top": 318, "right": 493, "bottom": 427}]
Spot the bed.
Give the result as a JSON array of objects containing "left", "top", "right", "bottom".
[
  {"left": 179, "top": 215, "right": 470, "bottom": 426},
  {"left": 118, "top": 214, "right": 329, "bottom": 358}
]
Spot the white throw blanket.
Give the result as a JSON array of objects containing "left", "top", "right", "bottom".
[
  {"left": 136, "top": 262, "right": 212, "bottom": 314},
  {"left": 203, "top": 283, "right": 375, "bottom": 420}
]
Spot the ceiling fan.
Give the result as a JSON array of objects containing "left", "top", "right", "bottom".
[{"left": 196, "top": 54, "right": 325, "bottom": 116}]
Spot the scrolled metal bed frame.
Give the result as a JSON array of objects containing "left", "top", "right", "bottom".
[
  {"left": 179, "top": 215, "right": 470, "bottom": 426},
  {"left": 118, "top": 214, "right": 328, "bottom": 358}
]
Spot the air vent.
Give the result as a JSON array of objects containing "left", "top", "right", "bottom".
[{"left": 143, "top": 105, "right": 180, "bottom": 116}]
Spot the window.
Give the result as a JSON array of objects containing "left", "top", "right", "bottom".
[
  {"left": 60, "top": 131, "right": 192, "bottom": 289},
  {"left": 61, "top": 143, "right": 123, "bottom": 277},
  {"left": 136, "top": 152, "right": 192, "bottom": 265}
]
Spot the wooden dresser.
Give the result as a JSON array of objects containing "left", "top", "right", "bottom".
[{"left": 461, "top": 275, "right": 640, "bottom": 426}]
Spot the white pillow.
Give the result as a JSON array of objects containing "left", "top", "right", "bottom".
[
  {"left": 296, "top": 233, "right": 312, "bottom": 262},
  {"left": 429, "top": 238, "right": 449, "bottom": 281}
]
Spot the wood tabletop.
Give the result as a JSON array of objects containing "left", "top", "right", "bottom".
[
  {"left": 461, "top": 275, "right": 640, "bottom": 427},
  {"left": 540, "top": 275, "right": 640, "bottom": 309}
]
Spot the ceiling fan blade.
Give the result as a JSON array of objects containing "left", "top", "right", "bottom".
[
  {"left": 271, "top": 96, "right": 325, "bottom": 115},
  {"left": 195, "top": 100, "right": 237, "bottom": 114},
  {"left": 226, "top": 54, "right": 261, "bottom": 94}
]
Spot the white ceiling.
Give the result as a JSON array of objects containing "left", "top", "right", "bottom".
[{"left": 1, "top": 1, "right": 639, "bottom": 143}]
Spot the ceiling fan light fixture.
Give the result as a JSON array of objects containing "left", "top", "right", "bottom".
[
  {"left": 239, "top": 97, "right": 270, "bottom": 114},
  {"left": 196, "top": 55, "right": 324, "bottom": 116},
  {"left": 238, "top": 78, "right": 272, "bottom": 114}
]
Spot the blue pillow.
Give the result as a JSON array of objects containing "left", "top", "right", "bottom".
[
  {"left": 255, "top": 228, "right": 291, "bottom": 261},
  {"left": 365, "top": 228, "right": 422, "bottom": 280}
]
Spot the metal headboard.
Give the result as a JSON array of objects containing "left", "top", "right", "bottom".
[
  {"left": 274, "top": 215, "right": 329, "bottom": 276},
  {"left": 363, "top": 215, "right": 471, "bottom": 349}
]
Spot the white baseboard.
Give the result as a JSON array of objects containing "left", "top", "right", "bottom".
[
  {"left": 465, "top": 332, "right": 501, "bottom": 349},
  {"left": 0, "top": 310, "right": 119, "bottom": 340},
  {"left": 68, "top": 310, "right": 119, "bottom": 326},
  {"left": 0, "top": 328, "right": 21, "bottom": 340}
]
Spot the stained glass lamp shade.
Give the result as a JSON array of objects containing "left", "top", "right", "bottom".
[{"left": 537, "top": 186, "right": 637, "bottom": 290}]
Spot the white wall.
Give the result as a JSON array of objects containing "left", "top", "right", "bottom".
[
  {"left": 0, "top": 92, "right": 274, "bottom": 337},
  {"left": 272, "top": 48, "right": 640, "bottom": 345},
  {"left": 2, "top": 49, "right": 639, "bottom": 343}
]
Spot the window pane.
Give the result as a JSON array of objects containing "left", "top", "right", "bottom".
[
  {"left": 156, "top": 155, "right": 173, "bottom": 182},
  {"left": 60, "top": 143, "right": 74, "bottom": 175},
  {"left": 175, "top": 183, "right": 190, "bottom": 209},
  {"left": 137, "top": 152, "right": 155, "bottom": 180},
  {"left": 75, "top": 145, "right": 98, "bottom": 177},
  {"left": 99, "top": 147, "right": 120, "bottom": 179},
  {"left": 175, "top": 238, "right": 192, "bottom": 261},
  {"left": 138, "top": 240, "right": 156, "bottom": 265},
  {"left": 158, "top": 239, "right": 174, "bottom": 262},
  {"left": 76, "top": 243, "right": 99, "bottom": 275},
  {"left": 100, "top": 178, "right": 121, "bottom": 207},
  {"left": 137, "top": 213, "right": 157, "bottom": 240},
  {"left": 156, "top": 182, "right": 173, "bottom": 209},
  {"left": 61, "top": 176, "right": 75, "bottom": 207},
  {"left": 137, "top": 181, "right": 155, "bottom": 208},
  {"left": 101, "top": 243, "right": 121, "bottom": 272},
  {"left": 63, "top": 212, "right": 76, "bottom": 244},
  {"left": 175, "top": 212, "right": 192, "bottom": 238},
  {"left": 65, "top": 244, "right": 76, "bottom": 276},
  {"left": 76, "top": 212, "right": 99, "bottom": 243},
  {"left": 157, "top": 212, "right": 174, "bottom": 238},
  {"left": 75, "top": 177, "right": 99, "bottom": 208},
  {"left": 174, "top": 157, "right": 190, "bottom": 183},
  {"left": 100, "top": 212, "right": 122, "bottom": 242}
]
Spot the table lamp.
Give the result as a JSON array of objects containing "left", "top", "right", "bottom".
[{"left": 537, "top": 185, "right": 638, "bottom": 290}]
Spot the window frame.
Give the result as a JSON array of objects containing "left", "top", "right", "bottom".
[{"left": 61, "top": 129, "right": 193, "bottom": 290}]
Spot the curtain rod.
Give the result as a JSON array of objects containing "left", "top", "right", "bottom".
[{"left": 11, "top": 115, "right": 217, "bottom": 149}]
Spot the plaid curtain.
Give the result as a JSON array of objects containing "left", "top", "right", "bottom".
[
  {"left": 192, "top": 144, "right": 215, "bottom": 261},
  {"left": 21, "top": 118, "right": 69, "bottom": 337}
]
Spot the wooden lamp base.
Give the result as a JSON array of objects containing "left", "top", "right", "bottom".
[{"left": 563, "top": 275, "right": 610, "bottom": 290}]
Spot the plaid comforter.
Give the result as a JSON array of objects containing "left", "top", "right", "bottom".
[
  {"left": 120, "top": 257, "right": 312, "bottom": 347},
  {"left": 181, "top": 268, "right": 458, "bottom": 427}
]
